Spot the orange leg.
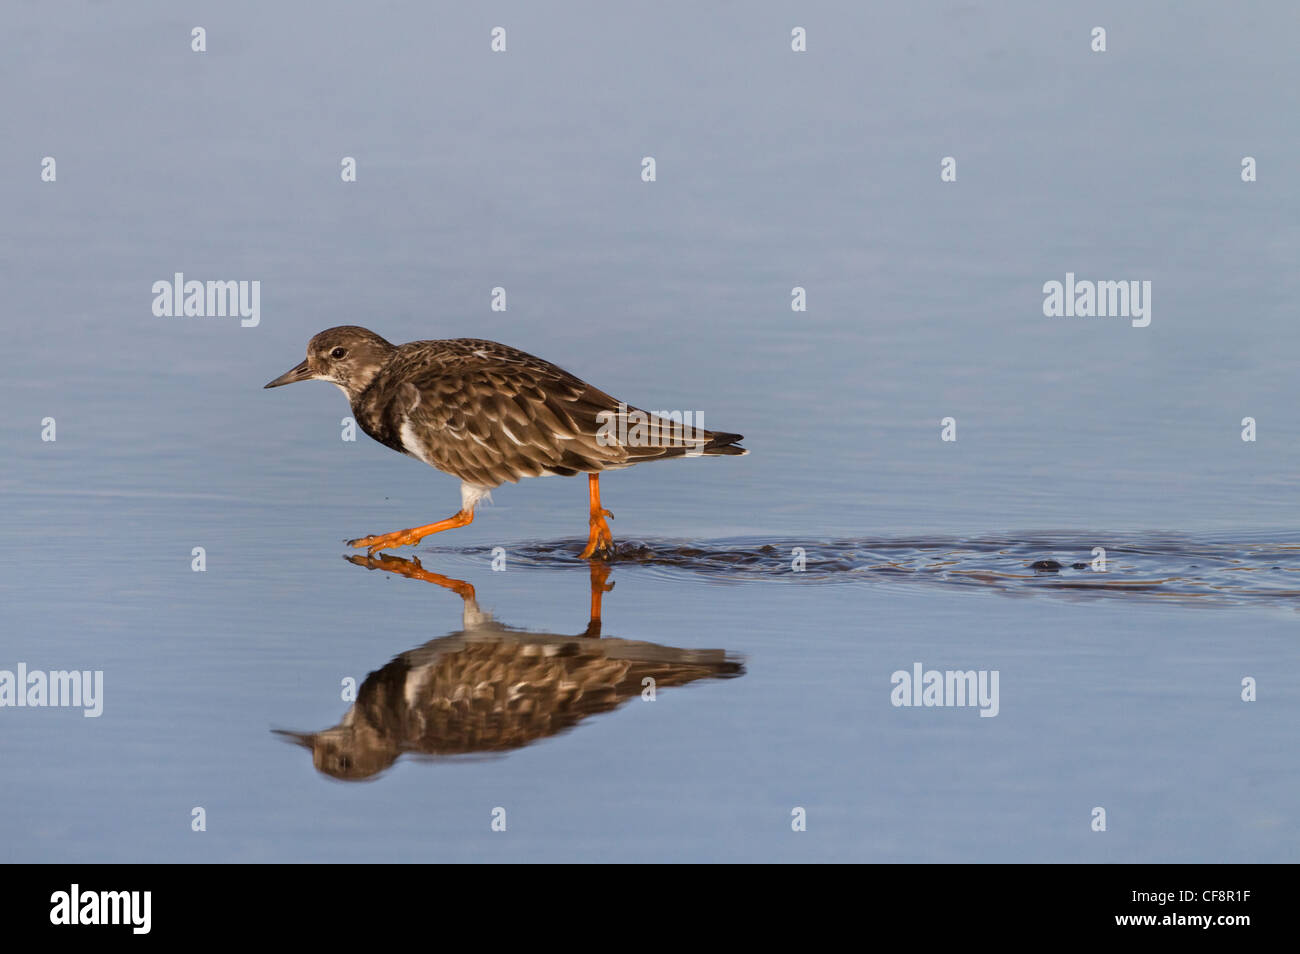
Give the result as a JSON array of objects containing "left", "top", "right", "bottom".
[
  {"left": 578, "top": 473, "right": 615, "bottom": 560},
  {"left": 345, "top": 553, "right": 477, "bottom": 601},
  {"left": 581, "top": 562, "right": 615, "bottom": 637},
  {"left": 589, "top": 562, "right": 614, "bottom": 620},
  {"left": 348, "top": 509, "right": 474, "bottom": 556}
]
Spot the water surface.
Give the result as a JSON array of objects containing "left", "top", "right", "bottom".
[{"left": 2, "top": 1, "right": 1298, "bottom": 862}]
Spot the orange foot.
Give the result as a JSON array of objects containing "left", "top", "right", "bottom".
[
  {"left": 579, "top": 508, "right": 615, "bottom": 560},
  {"left": 346, "top": 553, "right": 477, "bottom": 601},
  {"left": 348, "top": 509, "right": 473, "bottom": 556},
  {"left": 589, "top": 561, "right": 614, "bottom": 595}
]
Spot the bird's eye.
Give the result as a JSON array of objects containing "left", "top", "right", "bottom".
[{"left": 331, "top": 347, "right": 347, "bottom": 359}]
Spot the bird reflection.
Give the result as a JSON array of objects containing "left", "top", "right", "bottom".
[{"left": 277, "top": 555, "right": 744, "bottom": 780}]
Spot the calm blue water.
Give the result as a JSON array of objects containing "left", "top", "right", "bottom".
[{"left": 2, "top": 1, "right": 1298, "bottom": 862}]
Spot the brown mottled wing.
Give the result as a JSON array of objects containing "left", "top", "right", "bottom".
[
  {"left": 383, "top": 339, "right": 733, "bottom": 486},
  {"left": 395, "top": 634, "right": 745, "bottom": 756}
]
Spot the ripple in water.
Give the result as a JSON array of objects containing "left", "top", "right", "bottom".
[{"left": 425, "top": 531, "right": 1300, "bottom": 609}]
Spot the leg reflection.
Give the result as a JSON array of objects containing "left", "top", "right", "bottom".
[
  {"left": 347, "top": 553, "right": 614, "bottom": 638},
  {"left": 275, "top": 554, "right": 742, "bottom": 780}
]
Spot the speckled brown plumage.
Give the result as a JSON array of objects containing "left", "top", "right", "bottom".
[
  {"left": 265, "top": 326, "right": 747, "bottom": 556},
  {"left": 352, "top": 334, "right": 745, "bottom": 485},
  {"left": 277, "top": 557, "right": 744, "bottom": 780}
]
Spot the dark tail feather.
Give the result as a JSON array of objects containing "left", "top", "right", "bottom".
[
  {"left": 703, "top": 431, "right": 747, "bottom": 456},
  {"left": 622, "top": 429, "right": 748, "bottom": 464}
]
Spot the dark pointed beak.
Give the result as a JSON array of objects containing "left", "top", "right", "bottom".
[
  {"left": 263, "top": 360, "right": 313, "bottom": 389},
  {"left": 272, "top": 729, "right": 316, "bottom": 749}
]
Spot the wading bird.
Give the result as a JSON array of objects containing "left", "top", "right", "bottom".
[
  {"left": 275, "top": 556, "right": 743, "bottom": 779},
  {"left": 264, "top": 326, "right": 746, "bottom": 557}
]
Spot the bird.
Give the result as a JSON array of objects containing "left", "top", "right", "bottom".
[
  {"left": 276, "top": 555, "right": 744, "bottom": 779},
  {"left": 264, "top": 326, "right": 746, "bottom": 558}
]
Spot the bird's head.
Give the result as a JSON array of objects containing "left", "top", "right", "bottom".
[
  {"left": 273, "top": 726, "right": 397, "bottom": 781},
  {"left": 263, "top": 325, "right": 396, "bottom": 399}
]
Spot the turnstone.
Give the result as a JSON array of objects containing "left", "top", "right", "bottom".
[
  {"left": 264, "top": 326, "right": 747, "bottom": 558},
  {"left": 277, "top": 557, "right": 743, "bottom": 778}
]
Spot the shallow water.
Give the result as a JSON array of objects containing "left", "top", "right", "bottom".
[
  {"left": 3, "top": 1, "right": 1299, "bottom": 862},
  {"left": 495, "top": 533, "right": 1300, "bottom": 608}
]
